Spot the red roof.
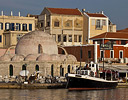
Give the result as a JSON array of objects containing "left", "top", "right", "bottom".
[
  {"left": 47, "top": 8, "right": 82, "bottom": 15},
  {"left": 117, "top": 28, "right": 128, "bottom": 32},
  {"left": 86, "top": 13, "right": 107, "bottom": 18},
  {"left": 90, "top": 32, "right": 128, "bottom": 40}
]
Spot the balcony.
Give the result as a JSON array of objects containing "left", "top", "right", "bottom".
[{"left": 96, "top": 25, "right": 103, "bottom": 30}]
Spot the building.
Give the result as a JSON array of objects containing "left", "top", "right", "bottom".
[
  {"left": 82, "top": 9, "right": 116, "bottom": 44},
  {"left": 0, "top": 11, "right": 36, "bottom": 49},
  {"left": 0, "top": 31, "right": 78, "bottom": 78},
  {"left": 38, "top": 7, "right": 83, "bottom": 46},
  {"left": 90, "top": 32, "right": 128, "bottom": 63}
]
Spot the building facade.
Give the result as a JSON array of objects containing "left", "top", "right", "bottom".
[
  {"left": 90, "top": 32, "right": 128, "bottom": 63},
  {"left": 38, "top": 7, "right": 83, "bottom": 46},
  {"left": 0, "top": 11, "right": 35, "bottom": 49},
  {"left": 82, "top": 10, "right": 116, "bottom": 44}
]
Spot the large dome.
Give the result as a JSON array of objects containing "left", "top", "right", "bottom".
[{"left": 15, "top": 31, "right": 58, "bottom": 56}]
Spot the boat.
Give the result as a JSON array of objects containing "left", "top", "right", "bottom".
[{"left": 66, "top": 62, "right": 118, "bottom": 90}]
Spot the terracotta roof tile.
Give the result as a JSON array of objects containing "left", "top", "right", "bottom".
[
  {"left": 86, "top": 13, "right": 107, "bottom": 18},
  {"left": 47, "top": 8, "right": 82, "bottom": 15},
  {"left": 117, "top": 28, "right": 128, "bottom": 32},
  {"left": 90, "top": 32, "right": 128, "bottom": 40}
]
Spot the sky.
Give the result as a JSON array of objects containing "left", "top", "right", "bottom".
[{"left": 0, "top": 0, "right": 128, "bottom": 30}]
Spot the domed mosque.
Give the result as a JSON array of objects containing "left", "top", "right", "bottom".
[{"left": 0, "top": 31, "right": 77, "bottom": 78}]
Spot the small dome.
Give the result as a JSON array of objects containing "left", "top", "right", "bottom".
[
  {"left": 11, "top": 55, "right": 24, "bottom": 61},
  {"left": 15, "top": 31, "right": 58, "bottom": 56},
  {"left": 67, "top": 55, "right": 77, "bottom": 62},
  {"left": 36, "top": 53, "right": 52, "bottom": 61},
  {"left": 0, "top": 54, "right": 11, "bottom": 61},
  {"left": 51, "top": 54, "right": 61, "bottom": 61},
  {"left": 24, "top": 54, "right": 40, "bottom": 61},
  {"left": 59, "top": 55, "right": 67, "bottom": 61}
]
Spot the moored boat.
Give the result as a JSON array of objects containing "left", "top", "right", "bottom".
[{"left": 66, "top": 62, "right": 118, "bottom": 90}]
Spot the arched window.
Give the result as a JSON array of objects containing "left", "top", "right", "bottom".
[
  {"left": 67, "top": 65, "right": 70, "bottom": 73},
  {"left": 35, "top": 65, "right": 39, "bottom": 71},
  {"left": 9, "top": 65, "right": 13, "bottom": 76},
  {"left": 22, "top": 64, "right": 26, "bottom": 70},
  {"left": 60, "top": 65, "right": 64, "bottom": 76},
  {"left": 38, "top": 44, "right": 43, "bottom": 54},
  {"left": 51, "top": 64, "right": 54, "bottom": 77}
]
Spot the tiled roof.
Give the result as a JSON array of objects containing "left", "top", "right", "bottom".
[
  {"left": 90, "top": 32, "right": 128, "bottom": 40},
  {"left": 47, "top": 8, "right": 82, "bottom": 15},
  {"left": 117, "top": 28, "right": 128, "bottom": 32},
  {"left": 86, "top": 13, "right": 107, "bottom": 18}
]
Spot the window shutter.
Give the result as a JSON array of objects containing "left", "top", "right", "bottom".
[
  {"left": 5, "top": 23, "right": 7, "bottom": 30},
  {"left": 1, "top": 23, "right": 3, "bottom": 29},
  {"left": 19, "top": 24, "right": 21, "bottom": 31}
]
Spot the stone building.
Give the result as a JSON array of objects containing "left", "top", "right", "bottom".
[
  {"left": 0, "top": 31, "right": 77, "bottom": 78},
  {"left": 38, "top": 7, "right": 83, "bottom": 46}
]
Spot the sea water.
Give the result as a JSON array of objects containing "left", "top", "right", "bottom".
[{"left": 0, "top": 88, "right": 127, "bottom": 100}]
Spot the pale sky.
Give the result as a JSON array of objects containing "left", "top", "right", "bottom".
[{"left": 0, "top": 0, "right": 128, "bottom": 30}]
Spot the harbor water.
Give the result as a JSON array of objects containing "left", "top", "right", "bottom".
[{"left": 0, "top": 88, "right": 128, "bottom": 100}]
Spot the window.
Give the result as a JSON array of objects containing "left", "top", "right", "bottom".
[
  {"left": 51, "top": 65, "right": 54, "bottom": 77},
  {"left": 66, "top": 23, "right": 70, "bottom": 27},
  {"left": 67, "top": 65, "right": 70, "bottom": 73},
  {"left": 0, "top": 23, "right": 3, "bottom": 30},
  {"left": 5, "top": 23, "right": 10, "bottom": 30},
  {"left": 68, "top": 35, "right": 72, "bottom": 42},
  {"left": 58, "top": 35, "right": 61, "bottom": 42},
  {"left": 79, "top": 35, "right": 82, "bottom": 42},
  {"left": 119, "top": 50, "right": 123, "bottom": 59},
  {"left": 22, "top": 24, "right": 27, "bottom": 31},
  {"left": 41, "top": 22, "right": 43, "bottom": 27},
  {"left": 54, "top": 21, "right": 59, "bottom": 27},
  {"left": 22, "top": 64, "right": 26, "bottom": 70},
  {"left": 9, "top": 65, "right": 13, "bottom": 76},
  {"left": 0, "top": 35, "right": 2, "bottom": 42},
  {"left": 91, "top": 19, "right": 95, "bottom": 25},
  {"left": 102, "top": 20, "right": 106, "bottom": 26},
  {"left": 10, "top": 23, "right": 14, "bottom": 31},
  {"left": 100, "top": 50, "right": 104, "bottom": 60},
  {"left": 96, "top": 19, "right": 102, "bottom": 29},
  {"left": 16, "top": 23, "right": 21, "bottom": 31},
  {"left": 63, "top": 35, "right": 67, "bottom": 42},
  {"left": 60, "top": 65, "right": 64, "bottom": 76},
  {"left": 29, "top": 24, "right": 32, "bottom": 31},
  {"left": 110, "top": 50, "right": 114, "bottom": 58},
  {"left": 47, "top": 22, "right": 50, "bottom": 27},
  {"left": 74, "top": 35, "right": 77, "bottom": 42},
  {"left": 121, "top": 40, "right": 126, "bottom": 45},
  {"left": 38, "top": 44, "right": 43, "bottom": 54},
  {"left": 88, "top": 51, "right": 91, "bottom": 58},
  {"left": 35, "top": 65, "right": 39, "bottom": 71}
]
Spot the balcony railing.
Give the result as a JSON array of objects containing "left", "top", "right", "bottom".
[{"left": 96, "top": 25, "right": 103, "bottom": 30}]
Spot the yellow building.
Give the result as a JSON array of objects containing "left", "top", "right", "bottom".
[
  {"left": 0, "top": 11, "right": 35, "bottom": 48},
  {"left": 38, "top": 7, "right": 83, "bottom": 46},
  {"left": 83, "top": 10, "right": 116, "bottom": 44}
]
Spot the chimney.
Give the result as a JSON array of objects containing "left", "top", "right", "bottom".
[
  {"left": 19, "top": 12, "right": 20, "bottom": 17},
  {"left": 82, "top": 9, "right": 86, "bottom": 13},
  {"left": 1, "top": 11, "right": 3, "bottom": 16},
  {"left": 11, "top": 11, "right": 13, "bottom": 16},
  {"left": 101, "top": 11, "right": 104, "bottom": 14}
]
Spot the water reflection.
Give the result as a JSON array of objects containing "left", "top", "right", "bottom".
[{"left": 0, "top": 88, "right": 128, "bottom": 100}]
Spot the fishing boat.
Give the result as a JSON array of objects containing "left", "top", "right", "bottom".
[{"left": 66, "top": 62, "right": 118, "bottom": 90}]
